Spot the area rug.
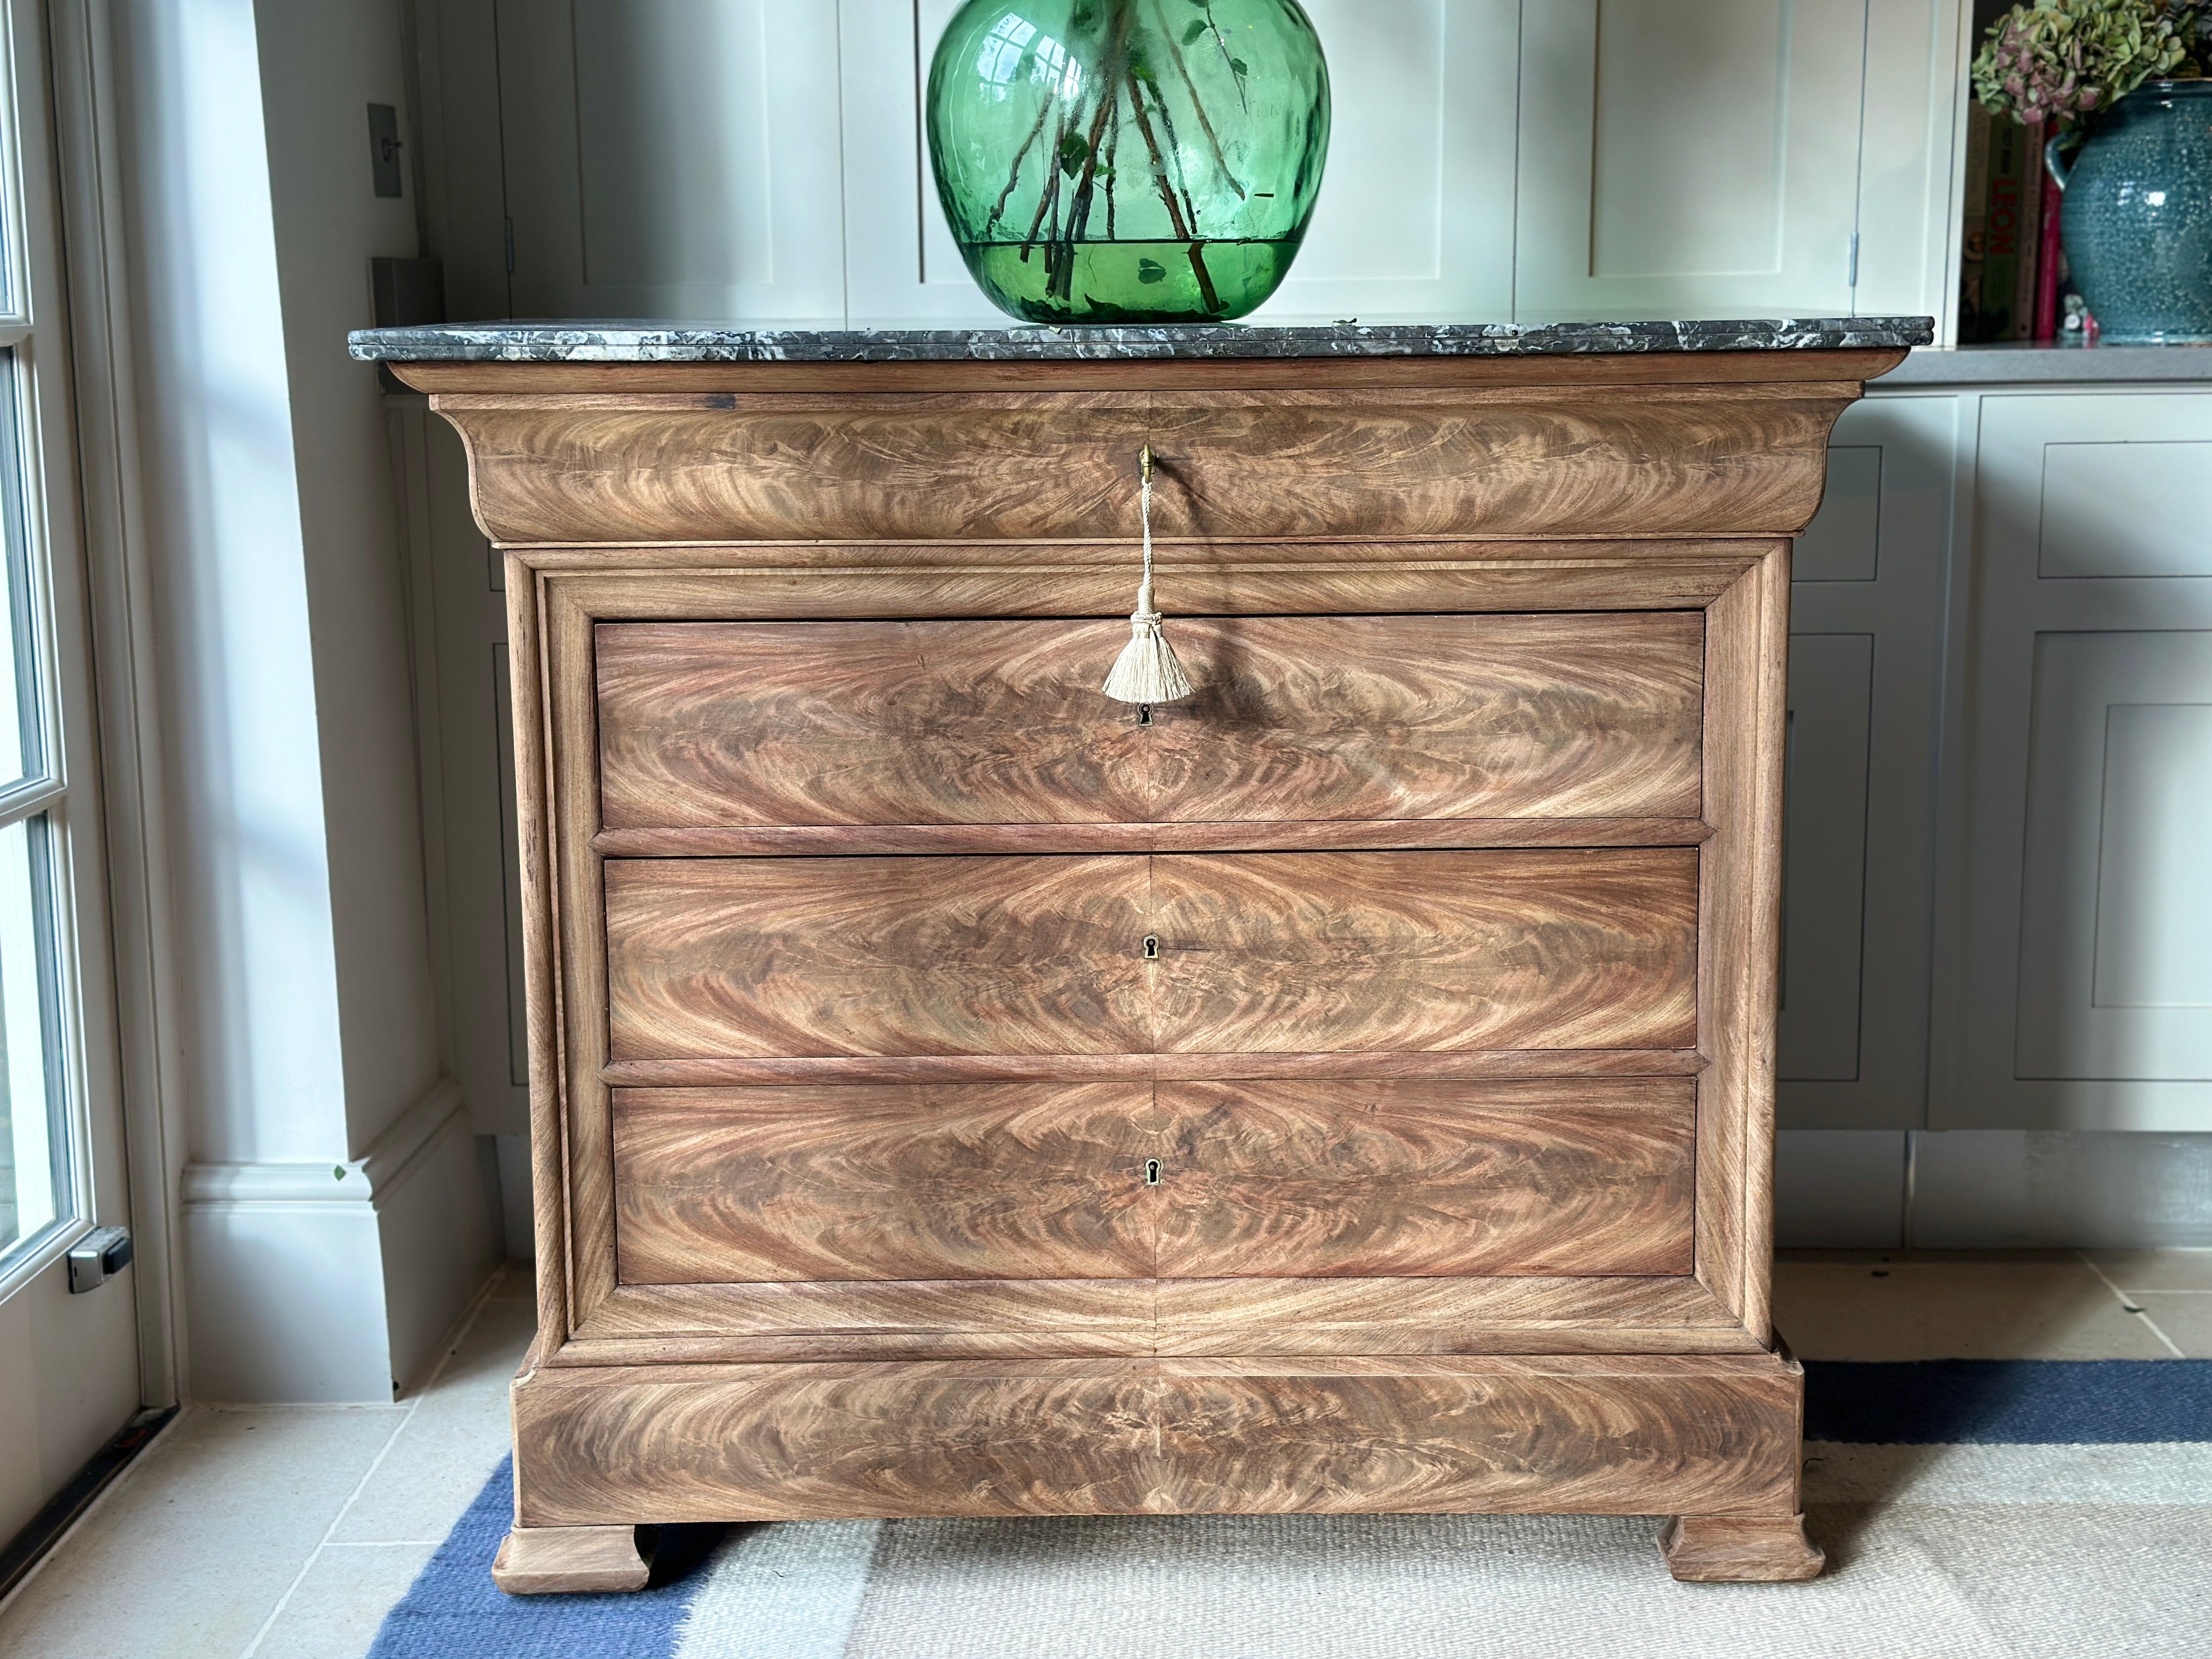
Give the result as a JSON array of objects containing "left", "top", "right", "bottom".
[{"left": 365, "top": 1361, "right": 2212, "bottom": 1659}]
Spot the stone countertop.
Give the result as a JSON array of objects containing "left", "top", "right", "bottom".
[{"left": 349, "top": 317, "right": 1934, "bottom": 363}]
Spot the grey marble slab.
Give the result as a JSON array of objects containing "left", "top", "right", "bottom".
[
  {"left": 1876, "top": 341, "right": 2212, "bottom": 385},
  {"left": 349, "top": 317, "right": 1934, "bottom": 363}
]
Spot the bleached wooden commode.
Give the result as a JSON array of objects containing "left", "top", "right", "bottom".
[{"left": 354, "top": 317, "right": 1927, "bottom": 1592}]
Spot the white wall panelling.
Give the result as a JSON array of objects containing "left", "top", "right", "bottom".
[
  {"left": 1908, "top": 1130, "right": 2212, "bottom": 1247},
  {"left": 1780, "top": 633, "right": 1875, "bottom": 1082},
  {"left": 1774, "top": 1130, "right": 1906, "bottom": 1246},
  {"left": 1515, "top": 0, "right": 1869, "bottom": 320},
  {"left": 1781, "top": 393, "right": 1959, "bottom": 1129},
  {"left": 2016, "top": 636, "right": 2212, "bottom": 1083},
  {"left": 427, "top": 1, "right": 1967, "bottom": 326},
  {"left": 180, "top": 1081, "right": 495, "bottom": 1401},
  {"left": 1854, "top": 0, "right": 1971, "bottom": 339},
  {"left": 410, "top": 0, "right": 509, "bottom": 319},
  {"left": 496, "top": 0, "right": 848, "bottom": 321},
  {"left": 1775, "top": 1127, "right": 2212, "bottom": 1248},
  {"left": 1942, "top": 392, "right": 2212, "bottom": 1130},
  {"left": 389, "top": 402, "right": 529, "bottom": 1141}
]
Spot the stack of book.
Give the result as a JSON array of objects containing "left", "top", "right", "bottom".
[{"left": 1958, "top": 101, "right": 2080, "bottom": 342}]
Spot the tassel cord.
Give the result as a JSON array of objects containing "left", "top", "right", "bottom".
[
  {"left": 1137, "top": 443, "right": 1157, "bottom": 617},
  {"left": 1101, "top": 444, "right": 1193, "bottom": 706}
]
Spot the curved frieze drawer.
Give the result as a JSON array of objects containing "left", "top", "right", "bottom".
[{"left": 438, "top": 384, "right": 1850, "bottom": 544}]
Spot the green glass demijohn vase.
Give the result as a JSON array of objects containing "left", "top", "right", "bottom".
[{"left": 926, "top": 0, "right": 1330, "bottom": 324}]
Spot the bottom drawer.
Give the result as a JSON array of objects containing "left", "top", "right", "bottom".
[
  {"left": 610, "top": 1076, "right": 1694, "bottom": 1284},
  {"left": 512, "top": 1353, "right": 1805, "bottom": 1526}
]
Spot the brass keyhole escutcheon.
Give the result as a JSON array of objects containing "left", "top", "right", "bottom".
[
  {"left": 1142, "top": 935, "right": 1160, "bottom": 960},
  {"left": 1143, "top": 1159, "right": 1162, "bottom": 1186}
]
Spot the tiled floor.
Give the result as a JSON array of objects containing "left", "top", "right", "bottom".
[
  {"left": 0, "top": 1249, "right": 2207, "bottom": 1658},
  {"left": 0, "top": 1265, "right": 535, "bottom": 1659}
]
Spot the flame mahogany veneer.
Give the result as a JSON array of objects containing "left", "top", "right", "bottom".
[{"left": 404, "top": 344, "right": 1905, "bottom": 1591}]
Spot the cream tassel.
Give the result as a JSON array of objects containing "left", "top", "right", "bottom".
[{"left": 1101, "top": 445, "right": 1193, "bottom": 704}]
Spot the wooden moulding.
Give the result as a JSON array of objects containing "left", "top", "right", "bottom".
[
  {"left": 596, "top": 1048, "right": 1709, "bottom": 1088},
  {"left": 433, "top": 383, "right": 1862, "bottom": 545},
  {"left": 509, "top": 1352, "right": 1810, "bottom": 1532},
  {"left": 560, "top": 1272, "right": 1754, "bottom": 1356},
  {"left": 1694, "top": 546, "right": 1790, "bottom": 1341},
  {"left": 545, "top": 560, "right": 1761, "bottom": 622},
  {"left": 552, "top": 1274, "right": 1763, "bottom": 1366},
  {"left": 500, "top": 552, "right": 571, "bottom": 1355},
  {"left": 591, "top": 819, "right": 1716, "bottom": 857}
]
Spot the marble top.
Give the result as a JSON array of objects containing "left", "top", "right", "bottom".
[{"left": 349, "top": 317, "right": 1934, "bottom": 364}]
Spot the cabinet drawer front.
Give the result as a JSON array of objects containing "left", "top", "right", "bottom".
[
  {"left": 596, "top": 612, "right": 1703, "bottom": 830},
  {"left": 612, "top": 1082, "right": 1156, "bottom": 1284},
  {"left": 1155, "top": 1078, "right": 1694, "bottom": 1279},
  {"left": 610, "top": 1076, "right": 1692, "bottom": 1289},
  {"left": 1152, "top": 848, "right": 1699, "bottom": 1053},
  {"left": 604, "top": 855, "right": 1152, "bottom": 1060},
  {"left": 605, "top": 849, "right": 1697, "bottom": 1063}
]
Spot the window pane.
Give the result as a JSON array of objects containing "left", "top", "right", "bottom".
[
  {"left": 0, "top": 350, "right": 37, "bottom": 790},
  {"left": 0, "top": 815, "right": 61, "bottom": 1260}
]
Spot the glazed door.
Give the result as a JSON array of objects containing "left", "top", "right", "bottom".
[{"left": 0, "top": 0, "right": 137, "bottom": 1550}]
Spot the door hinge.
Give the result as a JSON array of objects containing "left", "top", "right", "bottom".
[{"left": 1847, "top": 230, "right": 1860, "bottom": 289}]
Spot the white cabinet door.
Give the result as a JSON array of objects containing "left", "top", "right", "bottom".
[
  {"left": 1514, "top": 0, "right": 1866, "bottom": 320},
  {"left": 1852, "top": 0, "right": 1969, "bottom": 335},
  {"left": 842, "top": 0, "right": 1520, "bottom": 324},
  {"left": 1939, "top": 392, "right": 2212, "bottom": 1130},
  {"left": 1780, "top": 393, "right": 1960, "bottom": 1129},
  {"left": 496, "top": 0, "right": 848, "bottom": 321}
]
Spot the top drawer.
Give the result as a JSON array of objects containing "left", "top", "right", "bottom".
[{"left": 597, "top": 611, "right": 1702, "bottom": 830}]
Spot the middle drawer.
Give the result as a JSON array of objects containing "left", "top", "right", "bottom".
[{"left": 603, "top": 847, "right": 1700, "bottom": 1062}]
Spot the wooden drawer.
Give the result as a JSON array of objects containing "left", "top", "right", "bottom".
[
  {"left": 610, "top": 1077, "right": 1694, "bottom": 1285},
  {"left": 595, "top": 612, "right": 1703, "bottom": 830},
  {"left": 602, "top": 847, "right": 1699, "bottom": 1062},
  {"left": 1153, "top": 1078, "right": 1694, "bottom": 1278}
]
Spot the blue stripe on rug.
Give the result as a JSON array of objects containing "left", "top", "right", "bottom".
[
  {"left": 365, "top": 1457, "right": 724, "bottom": 1658},
  {"left": 1804, "top": 1359, "right": 2212, "bottom": 1443}
]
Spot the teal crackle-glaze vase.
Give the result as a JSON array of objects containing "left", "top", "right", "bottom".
[
  {"left": 2050, "top": 81, "right": 2212, "bottom": 344},
  {"left": 926, "top": 0, "right": 1330, "bottom": 324}
]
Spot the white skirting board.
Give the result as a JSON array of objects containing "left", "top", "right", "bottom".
[
  {"left": 1778, "top": 1130, "right": 2212, "bottom": 1250},
  {"left": 179, "top": 1079, "right": 499, "bottom": 1402}
]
